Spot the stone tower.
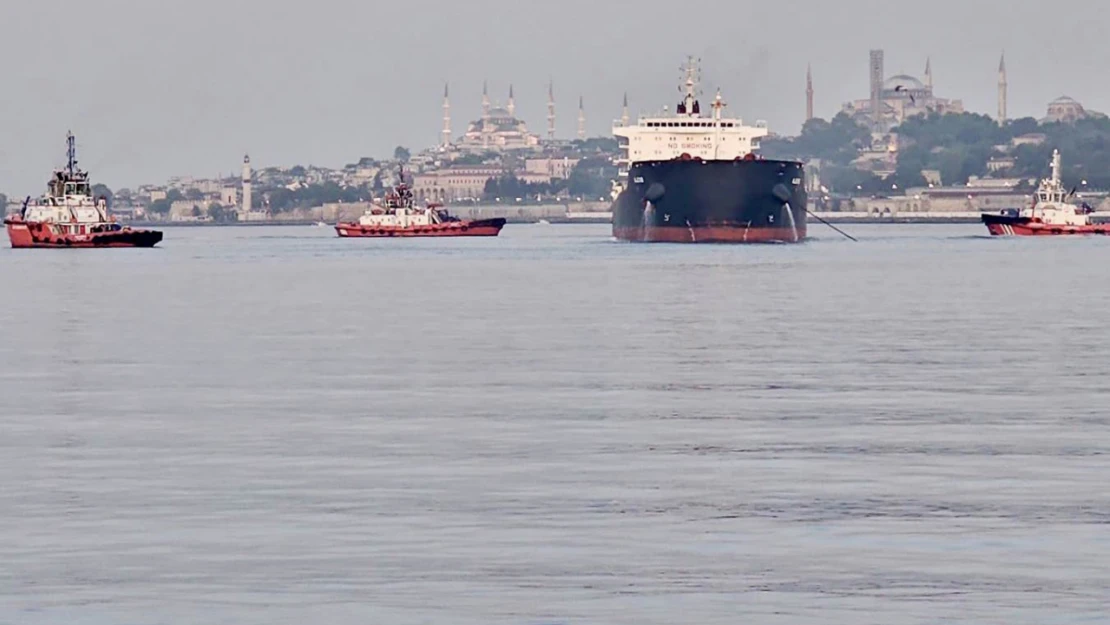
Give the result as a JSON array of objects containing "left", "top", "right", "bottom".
[
  {"left": 805, "top": 64, "right": 814, "bottom": 122},
  {"left": 869, "top": 49, "right": 884, "bottom": 131},
  {"left": 546, "top": 81, "right": 556, "bottom": 140},
  {"left": 240, "top": 154, "right": 252, "bottom": 215},
  {"left": 998, "top": 53, "right": 1008, "bottom": 126},
  {"left": 507, "top": 84, "right": 516, "bottom": 118},
  {"left": 621, "top": 92, "right": 630, "bottom": 127},
  {"left": 925, "top": 57, "right": 933, "bottom": 91}
]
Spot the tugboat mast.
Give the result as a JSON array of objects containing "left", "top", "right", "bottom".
[{"left": 66, "top": 131, "right": 78, "bottom": 179}]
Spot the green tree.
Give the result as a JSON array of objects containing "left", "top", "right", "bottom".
[
  {"left": 573, "top": 137, "right": 620, "bottom": 154},
  {"left": 567, "top": 156, "right": 618, "bottom": 199},
  {"left": 394, "top": 146, "right": 411, "bottom": 162},
  {"left": 483, "top": 176, "right": 500, "bottom": 200},
  {"left": 166, "top": 188, "right": 184, "bottom": 203},
  {"left": 185, "top": 188, "right": 205, "bottom": 201},
  {"left": 451, "top": 151, "right": 499, "bottom": 166},
  {"left": 266, "top": 187, "right": 297, "bottom": 212},
  {"left": 90, "top": 183, "right": 113, "bottom": 205},
  {"left": 824, "top": 165, "right": 885, "bottom": 195},
  {"left": 149, "top": 198, "right": 172, "bottom": 215},
  {"left": 1007, "top": 117, "right": 1040, "bottom": 137},
  {"left": 208, "top": 203, "right": 228, "bottom": 222},
  {"left": 289, "top": 165, "right": 307, "bottom": 177},
  {"left": 891, "top": 144, "right": 929, "bottom": 188},
  {"left": 761, "top": 113, "right": 872, "bottom": 168}
]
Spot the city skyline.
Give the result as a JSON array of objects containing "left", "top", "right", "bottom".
[{"left": 1, "top": 0, "right": 1108, "bottom": 194}]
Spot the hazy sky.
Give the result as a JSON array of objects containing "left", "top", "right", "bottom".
[{"left": 1, "top": 0, "right": 1107, "bottom": 194}]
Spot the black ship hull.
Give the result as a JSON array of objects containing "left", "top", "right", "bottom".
[{"left": 612, "top": 158, "right": 807, "bottom": 243}]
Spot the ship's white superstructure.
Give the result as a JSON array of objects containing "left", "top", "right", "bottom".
[
  {"left": 354, "top": 172, "right": 451, "bottom": 227},
  {"left": 612, "top": 57, "right": 770, "bottom": 189},
  {"left": 357, "top": 206, "right": 447, "bottom": 228},
  {"left": 1018, "top": 150, "right": 1091, "bottom": 226},
  {"left": 20, "top": 133, "right": 111, "bottom": 230}
]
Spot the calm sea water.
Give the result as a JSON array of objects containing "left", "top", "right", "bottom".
[{"left": 1, "top": 223, "right": 1109, "bottom": 625}]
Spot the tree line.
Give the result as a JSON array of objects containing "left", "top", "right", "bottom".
[
  {"left": 482, "top": 157, "right": 617, "bottom": 201},
  {"left": 761, "top": 111, "right": 1110, "bottom": 193}
]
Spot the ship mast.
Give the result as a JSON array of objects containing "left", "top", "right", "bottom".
[
  {"left": 678, "top": 56, "right": 701, "bottom": 117},
  {"left": 66, "top": 131, "right": 77, "bottom": 178},
  {"left": 711, "top": 89, "right": 725, "bottom": 159},
  {"left": 1051, "top": 149, "right": 1062, "bottom": 188}
]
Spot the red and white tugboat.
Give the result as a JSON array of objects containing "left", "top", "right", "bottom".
[
  {"left": 4, "top": 133, "right": 163, "bottom": 248},
  {"left": 982, "top": 149, "right": 1109, "bottom": 236},
  {"left": 335, "top": 170, "right": 505, "bottom": 238}
]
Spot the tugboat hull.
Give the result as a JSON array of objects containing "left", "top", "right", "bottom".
[
  {"left": 982, "top": 213, "right": 1110, "bottom": 236},
  {"left": 335, "top": 218, "right": 506, "bottom": 238},
  {"left": 4, "top": 219, "right": 163, "bottom": 248}
]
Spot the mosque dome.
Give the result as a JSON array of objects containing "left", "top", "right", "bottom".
[{"left": 883, "top": 75, "right": 926, "bottom": 91}]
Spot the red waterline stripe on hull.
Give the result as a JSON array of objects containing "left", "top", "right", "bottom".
[
  {"left": 613, "top": 225, "right": 807, "bottom": 243},
  {"left": 335, "top": 225, "right": 503, "bottom": 238},
  {"left": 987, "top": 223, "right": 1110, "bottom": 236},
  {"left": 6, "top": 225, "right": 161, "bottom": 248}
]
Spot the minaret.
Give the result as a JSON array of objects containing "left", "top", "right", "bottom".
[
  {"left": 577, "top": 96, "right": 586, "bottom": 140},
  {"left": 441, "top": 83, "right": 451, "bottom": 147},
  {"left": 924, "top": 57, "right": 933, "bottom": 92},
  {"left": 869, "top": 49, "right": 884, "bottom": 132},
  {"left": 998, "top": 53, "right": 1008, "bottom": 126},
  {"left": 507, "top": 84, "right": 515, "bottom": 118},
  {"left": 241, "top": 154, "right": 252, "bottom": 215},
  {"left": 805, "top": 64, "right": 814, "bottom": 122},
  {"left": 482, "top": 80, "right": 491, "bottom": 120},
  {"left": 547, "top": 80, "right": 556, "bottom": 141},
  {"left": 621, "top": 92, "right": 630, "bottom": 127}
]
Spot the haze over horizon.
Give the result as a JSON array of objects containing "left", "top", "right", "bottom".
[{"left": 1, "top": 0, "right": 1107, "bottom": 195}]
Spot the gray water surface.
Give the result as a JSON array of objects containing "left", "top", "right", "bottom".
[{"left": 2, "top": 224, "right": 1108, "bottom": 624}]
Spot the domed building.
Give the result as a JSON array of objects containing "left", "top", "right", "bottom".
[
  {"left": 454, "top": 84, "right": 542, "bottom": 153},
  {"left": 840, "top": 51, "right": 964, "bottom": 132},
  {"left": 1042, "top": 96, "right": 1107, "bottom": 124}
]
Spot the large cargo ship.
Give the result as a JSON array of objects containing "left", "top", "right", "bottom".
[{"left": 611, "top": 58, "right": 807, "bottom": 243}]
